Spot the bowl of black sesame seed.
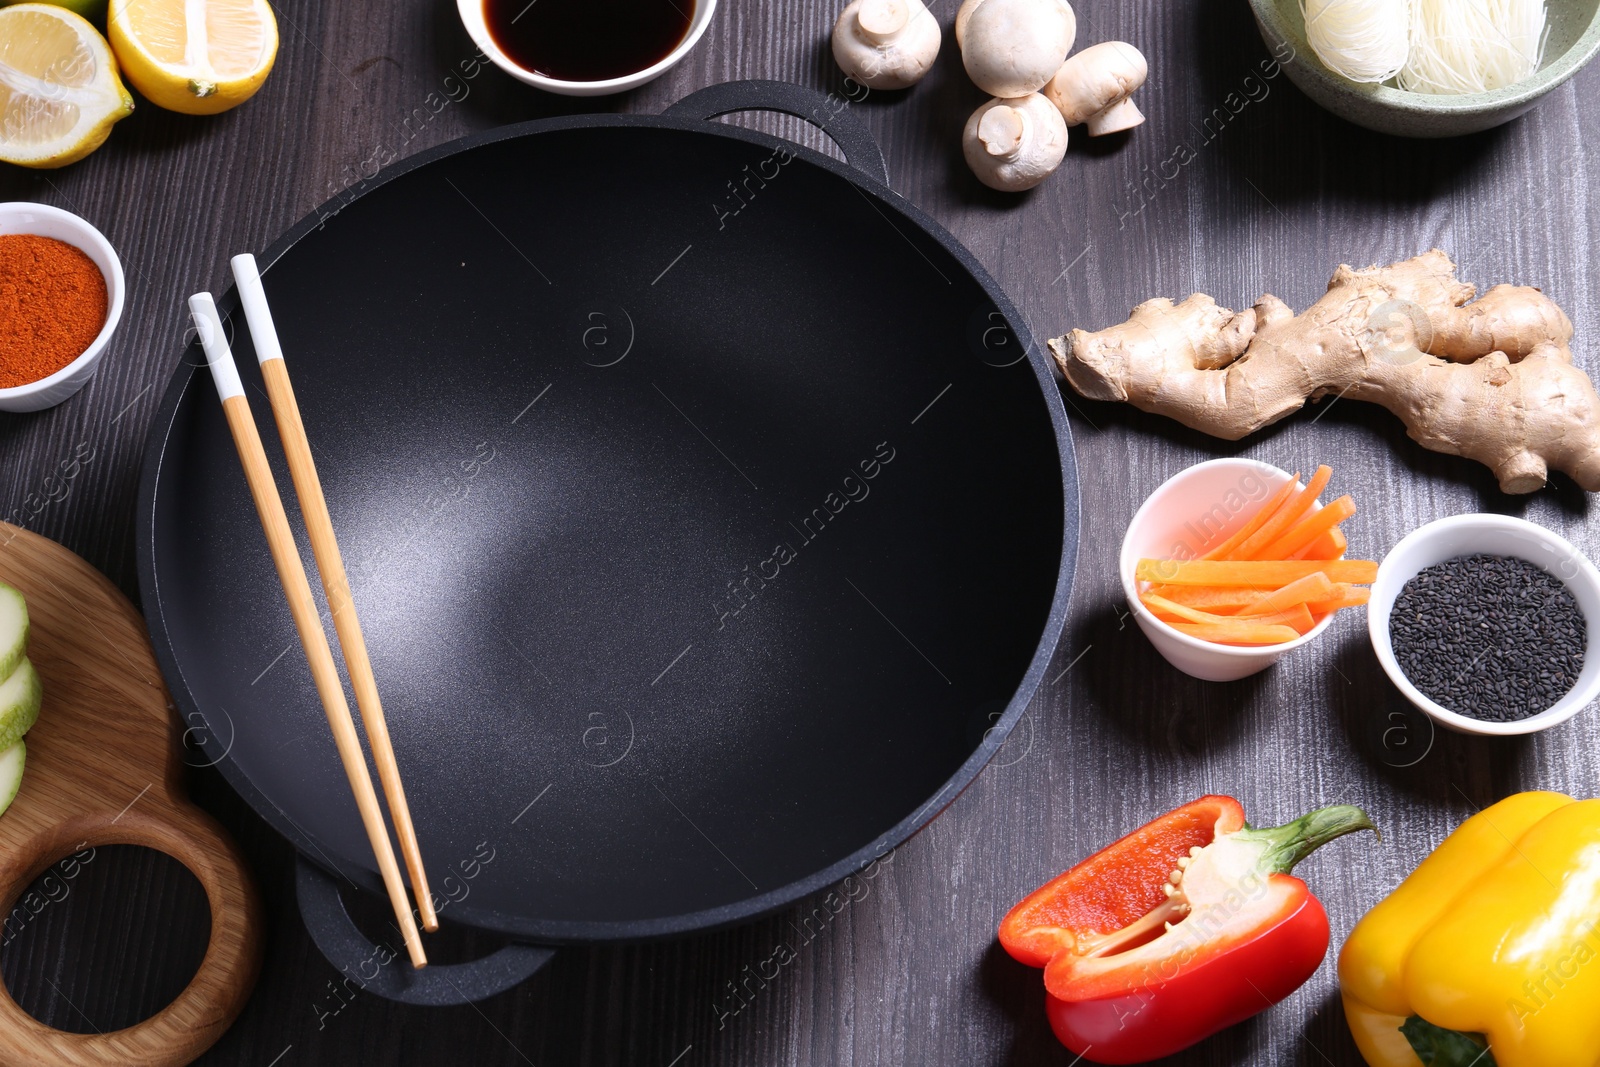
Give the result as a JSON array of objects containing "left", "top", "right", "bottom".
[{"left": 1369, "top": 515, "right": 1600, "bottom": 736}]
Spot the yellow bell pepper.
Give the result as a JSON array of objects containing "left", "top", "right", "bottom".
[{"left": 1340, "top": 791, "right": 1600, "bottom": 1067}]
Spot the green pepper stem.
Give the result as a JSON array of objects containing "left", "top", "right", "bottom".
[
  {"left": 1232, "top": 804, "right": 1378, "bottom": 876},
  {"left": 1399, "top": 1015, "right": 1496, "bottom": 1066}
]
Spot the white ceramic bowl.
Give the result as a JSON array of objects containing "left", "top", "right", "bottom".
[
  {"left": 1369, "top": 514, "right": 1600, "bottom": 736},
  {"left": 0, "top": 202, "right": 125, "bottom": 413},
  {"left": 456, "top": 0, "right": 718, "bottom": 96},
  {"left": 1120, "top": 459, "right": 1336, "bottom": 682}
]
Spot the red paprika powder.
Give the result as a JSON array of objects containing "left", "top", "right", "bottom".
[{"left": 0, "top": 234, "right": 108, "bottom": 389}]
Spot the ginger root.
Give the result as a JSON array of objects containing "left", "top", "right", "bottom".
[{"left": 1050, "top": 251, "right": 1600, "bottom": 493}]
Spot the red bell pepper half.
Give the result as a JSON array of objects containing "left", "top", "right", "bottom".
[{"left": 998, "top": 795, "right": 1375, "bottom": 1064}]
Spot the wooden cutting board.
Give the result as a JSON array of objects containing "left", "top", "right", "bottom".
[{"left": 0, "top": 522, "right": 261, "bottom": 1067}]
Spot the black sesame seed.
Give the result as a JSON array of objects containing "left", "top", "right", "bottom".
[{"left": 1388, "top": 553, "right": 1587, "bottom": 723}]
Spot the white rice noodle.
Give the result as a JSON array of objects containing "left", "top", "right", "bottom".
[
  {"left": 1399, "top": 0, "right": 1549, "bottom": 94},
  {"left": 1303, "top": 0, "right": 1414, "bottom": 83}
]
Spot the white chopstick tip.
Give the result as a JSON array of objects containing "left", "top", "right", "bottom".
[
  {"left": 188, "top": 292, "right": 246, "bottom": 402},
  {"left": 231, "top": 253, "right": 285, "bottom": 365}
]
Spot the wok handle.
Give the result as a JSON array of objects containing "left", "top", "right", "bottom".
[
  {"left": 295, "top": 856, "right": 555, "bottom": 1006},
  {"left": 662, "top": 79, "right": 891, "bottom": 187}
]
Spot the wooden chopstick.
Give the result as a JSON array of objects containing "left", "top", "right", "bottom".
[
  {"left": 230, "top": 254, "right": 439, "bottom": 933},
  {"left": 187, "top": 293, "right": 427, "bottom": 969}
]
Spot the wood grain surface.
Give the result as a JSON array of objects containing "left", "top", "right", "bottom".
[
  {"left": 2, "top": 0, "right": 1598, "bottom": 1063},
  {"left": 0, "top": 523, "right": 261, "bottom": 1065}
]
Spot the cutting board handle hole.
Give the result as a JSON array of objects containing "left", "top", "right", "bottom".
[{"left": 0, "top": 845, "right": 210, "bottom": 1034}]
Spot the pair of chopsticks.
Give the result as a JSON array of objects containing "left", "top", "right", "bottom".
[{"left": 189, "top": 256, "right": 435, "bottom": 968}]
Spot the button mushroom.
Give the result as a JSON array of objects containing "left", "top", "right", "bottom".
[
  {"left": 963, "top": 93, "right": 1068, "bottom": 192},
  {"left": 956, "top": 0, "right": 1077, "bottom": 98},
  {"left": 832, "top": 0, "right": 942, "bottom": 90},
  {"left": 1045, "top": 41, "right": 1149, "bottom": 135}
]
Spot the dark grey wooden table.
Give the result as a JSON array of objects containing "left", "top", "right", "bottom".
[{"left": 3, "top": 0, "right": 1597, "bottom": 1063}]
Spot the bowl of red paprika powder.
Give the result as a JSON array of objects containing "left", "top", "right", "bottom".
[{"left": 0, "top": 202, "right": 125, "bottom": 413}]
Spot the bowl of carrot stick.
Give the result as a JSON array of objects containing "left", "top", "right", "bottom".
[{"left": 1119, "top": 459, "right": 1377, "bottom": 681}]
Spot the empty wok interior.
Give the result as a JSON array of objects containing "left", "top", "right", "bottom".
[{"left": 147, "top": 125, "right": 1069, "bottom": 935}]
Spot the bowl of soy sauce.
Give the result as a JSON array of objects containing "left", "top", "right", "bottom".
[{"left": 459, "top": 0, "right": 717, "bottom": 95}]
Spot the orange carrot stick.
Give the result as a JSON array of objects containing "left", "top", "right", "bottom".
[
  {"left": 1144, "top": 594, "right": 1316, "bottom": 634},
  {"left": 1232, "top": 466, "right": 1333, "bottom": 560},
  {"left": 1201, "top": 476, "right": 1300, "bottom": 561},
  {"left": 1234, "top": 573, "right": 1336, "bottom": 617},
  {"left": 1143, "top": 585, "right": 1269, "bottom": 614},
  {"left": 1290, "top": 525, "right": 1348, "bottom": 561},
  {"left": 1272, "top": 603, "right": 1318, "bottom": 634},
  {"left": 1135, "top": 558, "right": 1378, "bottom": 587},
  {"left": 1258, "top": 496, "right": 1357, "bottom": 561},
  {"left": 1168, "top": 621, "right": 1302, "bottom": 646},
  {"left": 1304, "top": 586, "right": 1371, "bottom": 613}
]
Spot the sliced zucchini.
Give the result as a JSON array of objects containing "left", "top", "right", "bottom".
[
  {"left": 0, "top": 740, "right": 24, "bottom": 819},
  {"left": 0, "top": 583, "right": 26, "bottom": 685},
  {"left": 0, "top": 658, "right": 41, "bottom": 752}
]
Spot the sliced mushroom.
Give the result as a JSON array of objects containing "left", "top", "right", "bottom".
[
  {"left": 963, "top": 93, "right": 1069, "bottom": 192},
  {"left": 956, "top": 0, "right": 1076, "bottom": 98},
  {"left": 832, "top": 0, "right": 942, "bottom": 90},
  {"left": 1045, "top": 41, "right": 1149, "bottom": 135}
]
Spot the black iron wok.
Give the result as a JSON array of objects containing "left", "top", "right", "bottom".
[{"left": 137, "top": 81, "right": 1078, "bottom": 1006}]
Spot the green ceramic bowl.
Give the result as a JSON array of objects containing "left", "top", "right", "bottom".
[{"left": 1251, "top": 0, "right": 1600, "bottom": 136}]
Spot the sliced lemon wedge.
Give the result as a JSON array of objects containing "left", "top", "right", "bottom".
[
  {"left": 109, "top": 0, "right": 277, "bottom": 115},
  {"left": 0, "top": 4, "right": 134, "bottom": 169}
]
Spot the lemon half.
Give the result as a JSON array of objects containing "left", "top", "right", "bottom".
[
  {"left": 0, "top": 4, "right": 134, "bottom": 168},
  {"left": 0, "top": 0, "right": 108, "bottom": 22},
  {"left": 109, "top": 0, "right": 277, "bottom": 115}
]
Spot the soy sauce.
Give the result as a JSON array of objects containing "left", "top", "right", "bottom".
[{"left": 483, "top": 0, "right": 695, "bottom": 82}]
